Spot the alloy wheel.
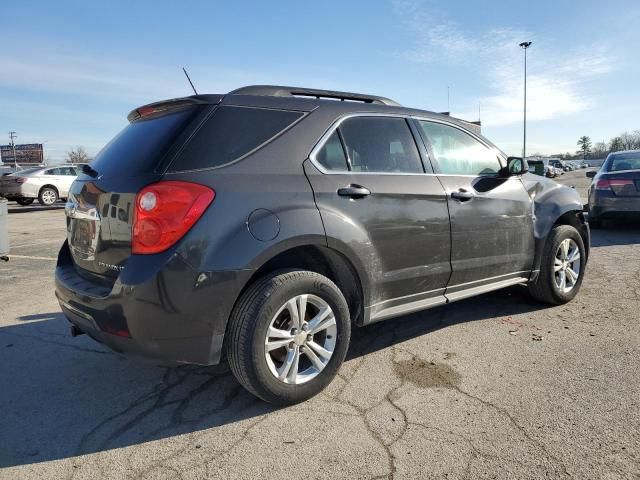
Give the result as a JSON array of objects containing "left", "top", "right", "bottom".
[
  {"left": 264, "top": 294, "right": 337, "bottom": 385},
  {"left": 41, "top": 189, "right": 56, "bottom": 205},
  {"left": 554, "top": 238, "right": 581, "bottom": 293}
]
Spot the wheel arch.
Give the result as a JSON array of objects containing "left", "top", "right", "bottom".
[
  {"left": 530, "top": 207, "right": 589, "bottom": 283},
  {"left": 237, "top": 244, "right": 368, "bottom": 328},
  {"left": 39, "top": 184, "right": 59, "bottom": 196}
]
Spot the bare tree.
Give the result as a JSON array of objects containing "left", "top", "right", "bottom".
[
  {"left": 576, "top": 136, "right": 592, "bottom": 160},
  {"left": 66, "top": 147, "right": 91, "bottom": 164},
  {"left": 609, "top": 136, "right": 624, "bottom": 152},
  {"left": 593, "top": 141, "right": 608, "bottom": 158}
]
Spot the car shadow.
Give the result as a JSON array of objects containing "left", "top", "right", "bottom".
[
  {"left": 0, "top": 287, "right": 544, "bottom": 468},
  {"left": 590, "top": 222, "right": 640, "bottom": 248}
]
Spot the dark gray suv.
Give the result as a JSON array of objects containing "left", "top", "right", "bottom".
[{"left": 55, "top": 85, "right": 589, "bottom": 404}]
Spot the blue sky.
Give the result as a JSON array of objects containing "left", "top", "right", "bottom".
[{"left": 1, "top": 0, "right": 639, "bottom": 162}]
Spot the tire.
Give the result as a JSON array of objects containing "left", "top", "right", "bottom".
[
  {"left": 38, "top": 187, "right": 58, "bottom": 206},
  {"left": 16, "top": 198, "right": 34, "bottom": 206},
  {"left": 528, "top": 225, "right": 586, "bottom": 305},
  {"left": 227, "top": 270, "right": 351, "bottom": 405}
]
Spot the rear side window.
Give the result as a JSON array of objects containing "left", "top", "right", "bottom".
[
  {"left": 171, "top": 106, "right": 303, "bottom": 171},
  {"left": 608, "top": 153, "right": 640, "bottom": 172},
  {"left": 338, "top": 117, "right": 423, "bottom": 173},
  {"left": 91, "top": 107, "right": 202, "bottom": 178}
]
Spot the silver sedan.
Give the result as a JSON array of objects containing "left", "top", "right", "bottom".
[{"left": 0, "top": 165, "right": 84, "bottom": 206}]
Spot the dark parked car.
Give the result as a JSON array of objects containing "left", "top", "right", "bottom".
[
  {"left": 587, "top": 150, "right": 640, "bottom": 228},
  {"left": 55, "top": 85, "right": 590, "bottom": 404}
]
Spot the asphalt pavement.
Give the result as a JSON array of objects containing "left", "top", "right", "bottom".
[{"left": 1, "top": 170, "right": 639, "bottom": 479}]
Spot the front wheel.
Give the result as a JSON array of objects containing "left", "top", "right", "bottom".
[
  {"left": 226, "top": 270, "right": 351, "bottom": 405},
  {"left": 528, "top": 225, "right": 586, "bottom": 305}
]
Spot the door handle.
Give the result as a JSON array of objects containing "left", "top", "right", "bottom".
[
  {"left": 451, "top": 189, "right": 474, "bottom": 202},
  {"left": 337, "top": 184, "right": 371, "bottom": 199}
]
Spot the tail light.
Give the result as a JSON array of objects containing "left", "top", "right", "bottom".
[
  {"left": 132, "top": 181, "right": 215, "bottom": 254},
  {"left": 14, "top": 177, "right": 27, "bottom": 184},
  {"left": 595, "top": 178, "right": 633, "bottom": 190}
]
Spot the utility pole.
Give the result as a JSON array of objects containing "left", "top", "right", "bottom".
[
  {"left": 519, "top": 42, "right": 532, "bottom": 160},
  {"left": 9, "top": 131, "right": 18, "bottom": 170},
  {"left": 447, "top": 86, "right": 450, "bottom": 113}
]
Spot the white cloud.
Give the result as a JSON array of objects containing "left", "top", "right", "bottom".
[{"left": 393, "top": 0, "right": 614, "bottom": 128}]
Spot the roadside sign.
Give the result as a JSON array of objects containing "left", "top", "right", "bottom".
[{"left": 0, "top": 143, "right": 44, "bottom": 164}]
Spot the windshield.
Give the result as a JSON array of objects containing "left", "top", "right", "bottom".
[{"left": 90, "top": 107, "right": 203, "bottom": 178}]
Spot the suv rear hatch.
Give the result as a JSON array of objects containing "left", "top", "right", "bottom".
[
  {"left": 65, "top": 94, "right": 305, "bottom": 281},
  {"left": 66, "top": 99, "right": 210, "bottom": 279}
]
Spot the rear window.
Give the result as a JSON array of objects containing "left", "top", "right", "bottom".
[
  {"left": 169, "top": 106, "right": 303, "bottom": 171},
  {"left": 608, "top": 153, "right": 640, "bottom": 172},
  {"left": 90, "top": 107, "right": 202, "bottom": 177}
]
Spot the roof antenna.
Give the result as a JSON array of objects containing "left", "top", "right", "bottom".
[{"left": 182, "top": 67, "right": 198, "bottom": 95}]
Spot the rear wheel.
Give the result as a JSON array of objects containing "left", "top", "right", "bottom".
[
  {"left": 38, "top": 187, "right": 58, "bottom": 206},
  {"left": 528, "top": 225, "right": 586, "bottom": 305},
  {"left": 16, "top": 198, "right": 34, "bottom": 206},
  {"left": 227, "top": 270, "right": 351, "bottom": 405}
]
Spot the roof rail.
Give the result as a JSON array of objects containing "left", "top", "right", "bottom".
[{"left": 228, "top": 85, "right": 401, "bottom": 107}]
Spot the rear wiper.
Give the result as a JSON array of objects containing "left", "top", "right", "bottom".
[{"left": 82, "top": 164, "right": 99, "bottom": 177}]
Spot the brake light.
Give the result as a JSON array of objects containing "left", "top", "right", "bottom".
[
  {"left": 132, "top": 181, "right": 215, "bottom": 254},
  {"left": 595, "top": 178, "right": 634, "bottom": 190},
  {"left": 137, "top": 106, "right": 159, "bottom": 118},
  {"left": 14, "top": 177, "right": 27, "bottom": 184}
]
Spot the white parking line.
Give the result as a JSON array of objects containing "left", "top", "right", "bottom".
[{"left": 7, "top": 254, "right": 57, "bottom": 261}]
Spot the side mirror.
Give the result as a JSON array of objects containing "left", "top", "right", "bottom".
[
  {"left": 586, "top": 170, "right": 596, "bottom": 178},
  {"left": 503, "top": 157, "right": 527, "bottom": 176}
]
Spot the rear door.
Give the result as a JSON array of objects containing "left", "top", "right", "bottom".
[
  {"left": 415, "top": 119, "right": 534, "bottom": 300},
  {"left": 304, "top": 115, "right": 451, "bottom": 321},
  {"left": 57, "top": 166, "right": 77, "bottom": 197}
]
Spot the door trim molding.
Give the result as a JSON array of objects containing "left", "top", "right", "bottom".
[{"left": 363, "top": 272, "right": 529, "bottom": 324}]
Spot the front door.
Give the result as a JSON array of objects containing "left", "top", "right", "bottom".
[
  {"left": 304, "top": 115, "right": 451, "bottom": 322},
  {"left": 415, "top": 119, "right": 535, "bottom": 300}
]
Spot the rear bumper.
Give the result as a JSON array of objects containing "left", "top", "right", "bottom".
[
  {"left": 0, "top": 184, "right": 37, "bottom": 199},
  {"left": 589, "top": 193, "right": 640, "bottom": 220},
  {"left": 55, "top": 241, "right": 252, "bottom": 365}
]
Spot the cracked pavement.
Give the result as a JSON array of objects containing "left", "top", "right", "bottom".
[{"left": 1, "top": 170, "right": 639, "bottom": 479}]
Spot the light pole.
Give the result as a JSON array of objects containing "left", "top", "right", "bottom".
[
  {"left": 9, "top": 131, "right": 18, "bottom": 170},
  {"left": 519, "top": 41, "right": 532, "bottom": 160}
]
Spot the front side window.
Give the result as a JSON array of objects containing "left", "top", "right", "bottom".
[
  {"left": 418, "top": 121, "right": 501, "bottom": 176},
  {"left": 338, "top": 117, "right": 423, "bottom": 173}
]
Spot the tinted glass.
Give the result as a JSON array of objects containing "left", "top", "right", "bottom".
[
  {"left": 45, "top": 168, "right": 62, "bottom": 175},
  {"left": 339, "top": 117, "right": 423, "bottom": 173},
  {"left": 608, "top": 152, "right": 640, "bottom": 171},
  {"left": 316, "top": 131, "right": 349, "bottom": 171},
  {"left": 90, "top": 107, "right": 202, "bottom": 178},
  {"left": 172, "top": 106, "right": 303, "bottom": 171},
  {"left": 418, "top": 121, "right": 501, "bottom": 176}
]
